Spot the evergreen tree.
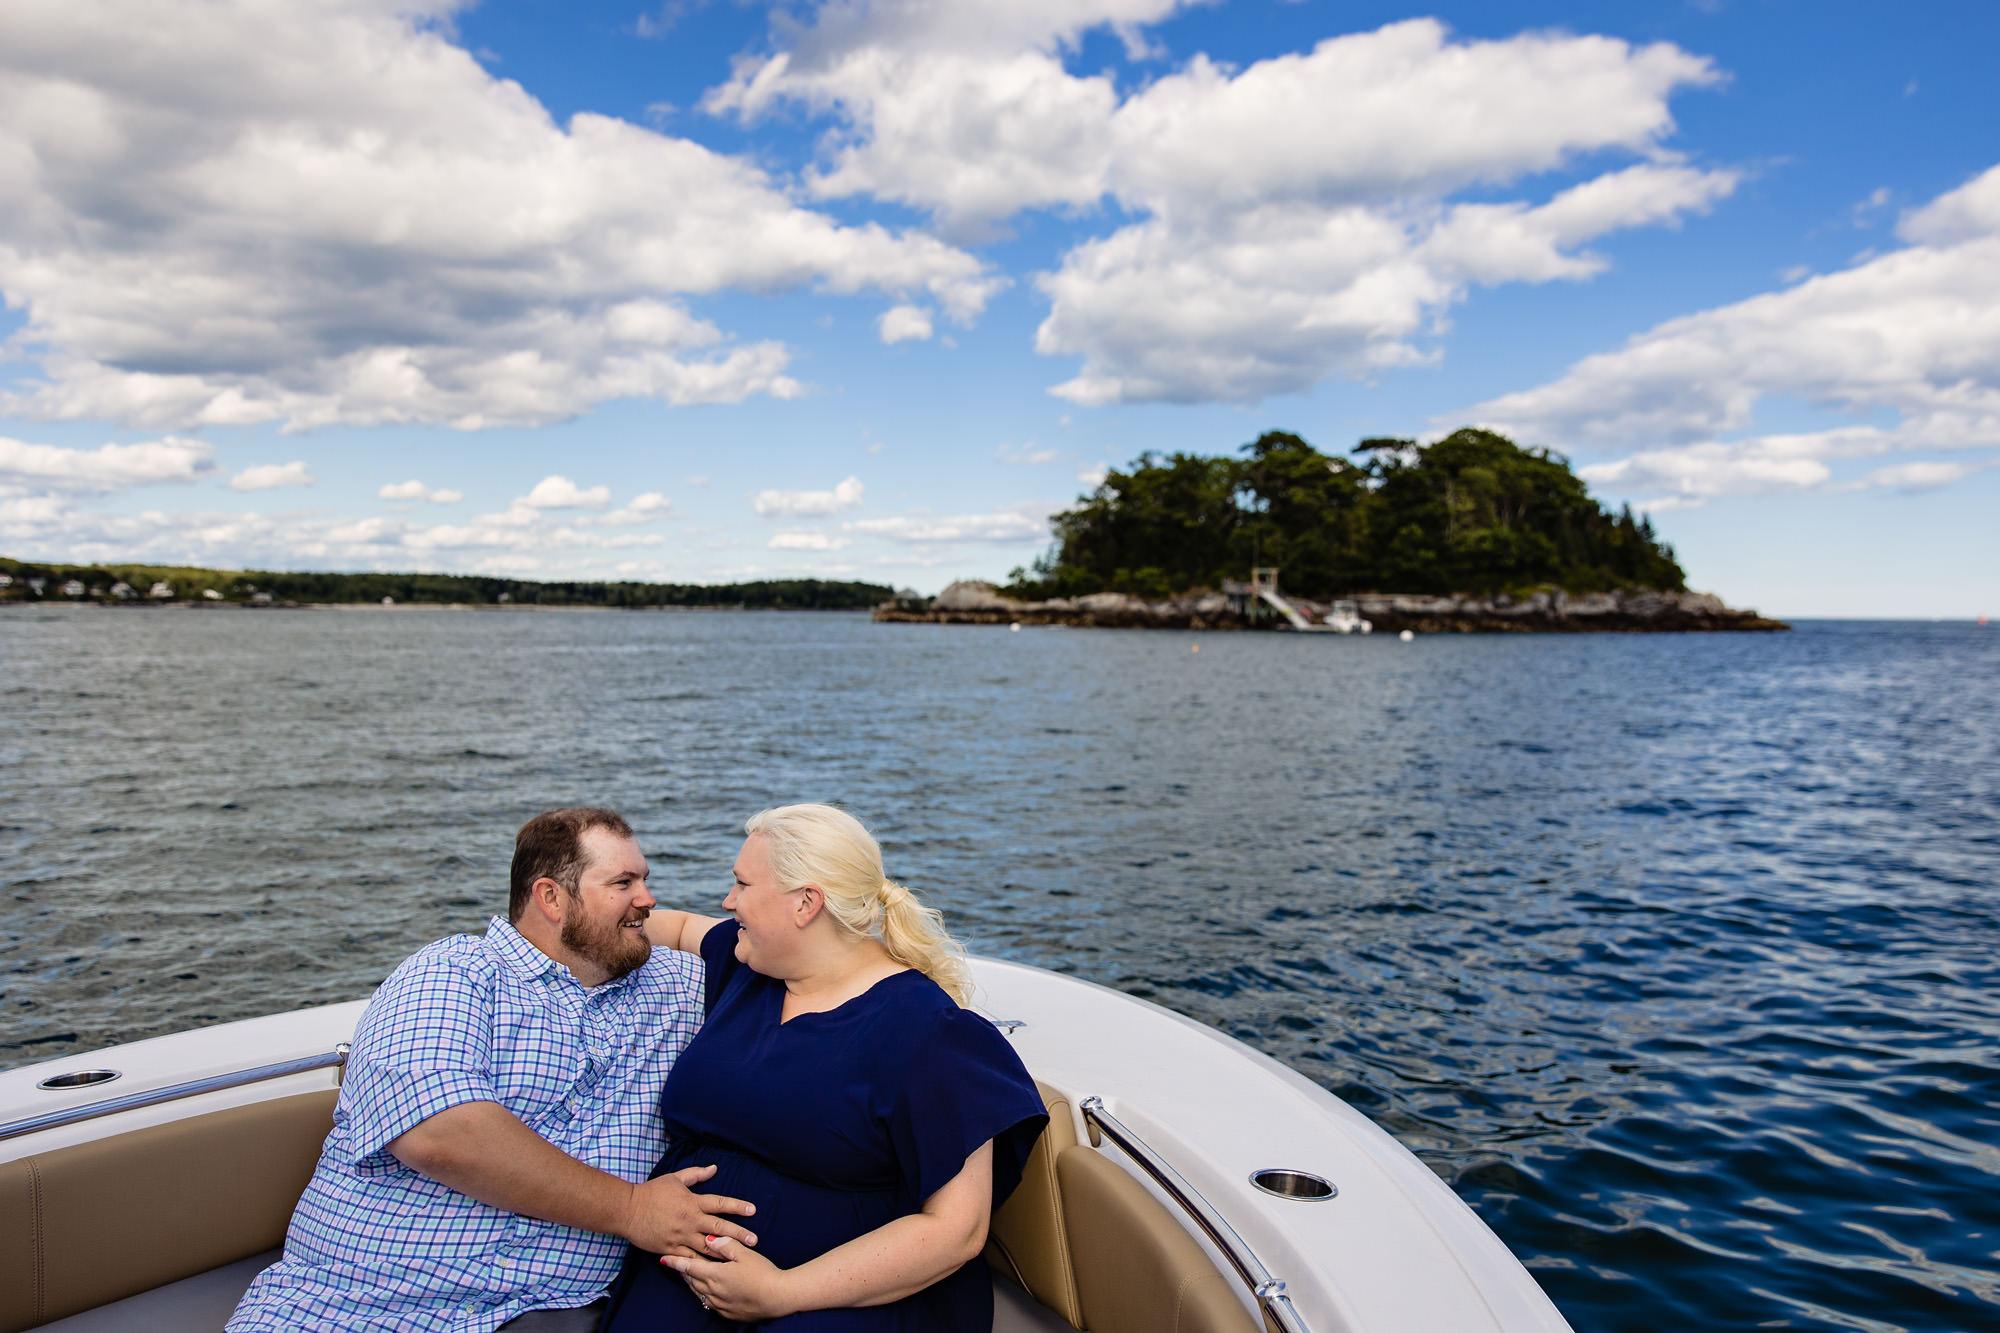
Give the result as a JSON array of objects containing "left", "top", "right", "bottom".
[{"left": 1006, "top": 428, "right": 1684, "bottom": 598}]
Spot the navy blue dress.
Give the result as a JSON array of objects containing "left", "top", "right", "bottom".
[{"left": 600, "top": 921, "right": 1047, "bottom": 1332}]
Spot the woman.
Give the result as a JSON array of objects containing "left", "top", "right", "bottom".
[{"left": 600, "top": 804, "right": 1047, "bottom": 1331}]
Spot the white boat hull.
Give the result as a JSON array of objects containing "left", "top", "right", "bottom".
[{"left": 1, "top": 956, "right": 1570, "bottom": 1333}]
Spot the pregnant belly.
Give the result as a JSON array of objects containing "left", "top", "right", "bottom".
[{"left": 656, "top": 1140, "right": 905, "bottom": 1271}]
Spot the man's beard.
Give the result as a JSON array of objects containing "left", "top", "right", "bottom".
[{"left": 561, "top": 900, "right": 651, "bottom": 981}]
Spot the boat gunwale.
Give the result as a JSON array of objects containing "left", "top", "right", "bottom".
[{"left": 0, "top": 1046, "right": 350, "bottom": 1142}]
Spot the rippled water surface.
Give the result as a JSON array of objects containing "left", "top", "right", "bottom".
[{"left": 4, "top": 607, "right": 1997, "bottom": 1331}]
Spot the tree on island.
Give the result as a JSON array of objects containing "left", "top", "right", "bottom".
[{"left": 1004, "top": 428, "right": 1685, "bottom": 600}]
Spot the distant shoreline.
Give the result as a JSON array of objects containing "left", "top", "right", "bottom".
[
  {"left": 0, "top": 557, "right": 895, "bottom": 612},
  {"left": 1, "top": 599, "right": 873, "bottom": 613}
]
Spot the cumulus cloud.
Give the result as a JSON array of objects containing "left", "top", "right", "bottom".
[
  {"left": 0, "top": 491, "right": 670, "bottom": 577},
  {"left": 753, "top": 475, "right": 864, "bottom": 517},
  {"left": 846, "top": 505, "right": 1049, "bottom": 543},
  {"left": 713, "top": 9, "right": 1730, "bottom": 403},
  {"left": 1469, "top": 163, "right": 2000, "bottom": 505},
  {"left": 227, "top": 460, "right": 315, "bottom": 491},
  {"left": 378, "top": 479, "right": 464, "bottom": 503},
  {"left": 1864, "top": 459, "right": 1986, "bottom": 492},
  {"left": 0, "top": 435, "right": 215, "bottom": 492},
  {"left": 768, "top": 530, "right": 849, "bottom": 550},
  {"left": 0, "top": 0, "right": 998, "bottom": 431},
  {"left": 877, "top": 305, "right": 934, "bottom": 344},
  {"left": 601, "top": 491, "right": 672, "bottom": 525},
  {"left": 706, "top": 0, "right": 1197, "bottom": 232},
  {"left": 523, "top": 475, "right": 613, "bottom": 509}
]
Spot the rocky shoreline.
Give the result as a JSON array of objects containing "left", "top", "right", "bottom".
[{"left": 875, "top": 581, "right": 1789, "bottom": 633}]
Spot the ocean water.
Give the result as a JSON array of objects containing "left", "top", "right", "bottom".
[{"left": 2, "top": 607, "right": 1996, "bottom": 1332}]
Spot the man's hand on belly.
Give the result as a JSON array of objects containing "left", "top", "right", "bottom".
[
  {"left": 620, "top": 1163, "right": 761, "bottom": 1258},
  {"left": 388, "top": 1102, "right": 757, "bottom": 1253}
]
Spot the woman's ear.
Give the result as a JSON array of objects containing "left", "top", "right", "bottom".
[{"left": 794, "top": 884, "right": 826, "bottom": 928}]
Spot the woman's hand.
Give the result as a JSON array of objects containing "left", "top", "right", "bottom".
[{"left": 668, "top": 1234, "right": 799, "bottom": 1322}]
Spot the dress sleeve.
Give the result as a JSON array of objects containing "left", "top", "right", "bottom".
[
  {"left": 887, "top": 1004, "right": 1049, "bottom": 1210},
  {"left": 698, "top": 918, "right": 744, "bottom": 1016},
  {"left": 334, "top": 949, "right": 499, "bottom": 1165}
]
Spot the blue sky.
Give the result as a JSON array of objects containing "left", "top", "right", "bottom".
[{"left": 2, "top": 0, "right": 1996, "bottom": 616}]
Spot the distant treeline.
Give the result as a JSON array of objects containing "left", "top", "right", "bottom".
[
  {"left": 0, "top": 557, "right": 894, "bottom": 610},
  {"left": 1004, "top": 428, "right": 1685, "bottom": 600}
]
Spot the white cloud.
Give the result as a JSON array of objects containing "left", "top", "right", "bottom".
[
  {"left": 523, "top": 475, "right": 612, "bottom": 509},
  {"left": 877, "top": 305, "right": 934, "bottom": 344},
  {"left": 1899, "top": 165, "right": 2000, "bottom": 246},
  {"left": 378, "top": 479, "right": 463, "bottom": 503},
  {"left": 0, "top": 434, "right": 215, "bottom": 492},
  {"left": 1467, "top": 163, "right": 2000, "bottom": 505},
  {"left": 846, "top": 505, "right": 1049, "bottom": 543},
  {"left": 753, "top": 475, "right": 864, "bottom": 517},
  {"left": 228, "top": 460, "right": 315, "bottom": 491},
  {"left": 1864, "top": 459, "right": 1984, "bottom": 492},
  {"left": 998, "top": 443, "right": 1059, "bottom": 464},
  {"left": 0, "top": 0, "right": 998, "bottom": 431},
  {"left": 712, "top": 10, "right": 1727, "bottom": 404},
  {"left": 601, "top": 491, "right": 672, "bottom": 525},
  {"left": 1078, "top": 461, "right": 1109, "bottom": 486},
  {"left": 1041, "top": 39, "right": 1731, "bottom": 404},
  {"left": 768, "top": 530, "right": 849, "bottom": 550},
  {"left": 705, "top": 0, "right": 1198, "bottom": 233},
  {"left": 0, "top": 489, "right": 677, "bottom": 576},
  {"left": 1576, "top": 436, "right": 1840, "bottom": 501},
  {"left": 683, "top": 474, "right": 710, "bottom": 486}
]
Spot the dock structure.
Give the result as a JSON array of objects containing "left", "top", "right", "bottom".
[{"left": 1225, "top": 568, "right": 1327, "bottom": 631}]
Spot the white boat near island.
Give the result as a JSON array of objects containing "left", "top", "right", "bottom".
[{"left": 0, "top": 956, "right": 1572, "bottom": 1333}]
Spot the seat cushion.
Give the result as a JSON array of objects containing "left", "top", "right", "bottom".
[
  {"left": 34, "top": 1250, "right": 278, "bottom": 1332},
  {"left": 984, "top": 1082, "right": 1083, "bottom": 1328},
  {"left": 1057, "top": 1145, "right": 1258, "bottom": 1333},
  {"left": 0, "top": 1091, "right": 334, "bottom": 1332},
  {"left": 993, "top": 1272, "right": 1081, "bottom": 1333}
]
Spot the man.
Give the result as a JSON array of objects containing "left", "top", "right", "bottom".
[{"left": 230, "top": 807, "right": 755, "bottom": 1332}]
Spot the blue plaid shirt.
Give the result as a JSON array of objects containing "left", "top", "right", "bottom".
[{"left": 229, "top": 917, "right": 704, "bottom": 1333}]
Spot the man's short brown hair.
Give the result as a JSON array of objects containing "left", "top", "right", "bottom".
[{"left": 509, "top": 807, "right": 635, "bottom": 922}]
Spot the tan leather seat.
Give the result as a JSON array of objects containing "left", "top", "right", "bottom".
[
  {"left": 0, "top": 1091, "right": 335, "bottom": 1332},
  {"left": 1057, "top": 1147, "right": 1258, "bottom": 1333},
  {"left": 984, "top": 1084, "right": 1256, "bottom": 1333},
  {"left": 8, "top": 1083, "right": 1255, "bottom": 1333},
  {"left": 986, "top": 1083, "right": 1085, "bottom": 1327}
]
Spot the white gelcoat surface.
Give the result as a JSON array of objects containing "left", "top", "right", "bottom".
[{"left": 2, "top": 962, "right": 1572, "bottom": 1332}]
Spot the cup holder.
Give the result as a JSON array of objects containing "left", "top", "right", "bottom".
[
  {"left": 35, "top": 1069, "right": 122, "bottom": 1091},
  {"left": 1250, "top": 1168, "right": 1336, "bottom": 1200}
]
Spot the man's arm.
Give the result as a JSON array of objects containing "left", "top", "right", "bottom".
[
  {"left": 389, "top": 1100, "right": 756, "bottom": 1254},
  {"left": 642, "top": 909, "right": 724, "bottom": 954}
]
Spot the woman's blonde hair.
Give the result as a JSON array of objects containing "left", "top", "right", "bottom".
[{"left": 744, "top": 804, "right": 972, "bottom": 1005}]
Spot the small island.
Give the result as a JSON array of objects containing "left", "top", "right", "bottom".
[{"left": 878, "top": 429, "right": 1785, "bottom": 633}]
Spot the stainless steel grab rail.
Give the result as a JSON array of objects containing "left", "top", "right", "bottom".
[
  {"left": 1078, "top": 1096, "right": 1311, "bottom": 1333},
  {"left": 0, "top": 1045, "right": 350, "bottom": 1143}
]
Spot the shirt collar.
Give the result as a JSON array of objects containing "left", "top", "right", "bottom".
[
  {"left": 483, "top": 915, "right": 645, "bottom": 994},
  {"left": 484, "top": 915, "right": 563, "bottom": 983}
]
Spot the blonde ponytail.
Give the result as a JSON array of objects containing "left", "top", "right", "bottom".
[{"left": 744, "top": 805, "right": 973, "bottom": 1005}]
